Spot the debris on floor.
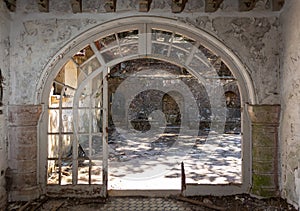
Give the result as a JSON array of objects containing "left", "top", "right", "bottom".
[{"left": 6, "top": 194, "right": 297, "bottom": 211}]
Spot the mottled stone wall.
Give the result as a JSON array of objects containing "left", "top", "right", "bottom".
[
  {"left": 7, "top": 106, "right": 42, "bottom": 201},
  {"left": 280, "top": 1, "right": 300, "bottom": 209},
  {"left": 0, "top": 1, "right": 10, "bottom": 209}
]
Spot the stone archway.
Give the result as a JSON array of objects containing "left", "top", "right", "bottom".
[{"left": 36, "top": 16, "right": 256, "bottom": 197}]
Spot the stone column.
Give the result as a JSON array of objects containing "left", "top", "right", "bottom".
[
  {"left": 7, "top": 105, "right": 42, "bottom": 201},
  {"left": 248, "top": 104, "right": 280, "bottom": 197},
  {"left": 0, "top": 114, "right": 7, "bottom": 210}
]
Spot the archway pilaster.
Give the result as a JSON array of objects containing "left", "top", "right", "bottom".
[
  {"left": 248, "top": 104, "right": 280, "bottom": 197},
  {"left": 7, "top": 105, "right": 42, "bottom": 201}
]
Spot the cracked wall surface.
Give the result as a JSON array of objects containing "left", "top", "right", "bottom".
[
  {"left": 180, "top": 16, "right": 280, "bottom": 104},
  {"left": 0, "top": 1, "right": 10, "bottom": 209},
  {"left": 9, "top": 1, "right": 281, "bottom": 105},
  {"left": 1, "top": 0, "right": 284, "bottom": 204},
  {"left": 280, "top": 1, "right": 300, "bottom": 209}
]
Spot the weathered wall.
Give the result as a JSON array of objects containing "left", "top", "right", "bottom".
[
  {"left": 9, "top": 0, "right": 280, "bottom": 105},
  {"left": 181, "top": 15, "right": 280, "bottom": 104},
  {"left": 5, "top": 0, "right": 282, "bottom": 201},
  {"left": 280, "top": 1, "right": 300, "bottom": 209},
  {"left": 0, "top": 1, "right": 10, "bottom": 209}
]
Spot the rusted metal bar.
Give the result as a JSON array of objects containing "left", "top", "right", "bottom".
[
  {"left": 181, "top": 162, "right": 186, "bottom": 195},
  {"left": 0, "top": 69, "right": 4, "bottom": 109}
]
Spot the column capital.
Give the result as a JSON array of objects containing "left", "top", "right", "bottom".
[
  {"left": 247, "top": 104, "right": 280, "bottom": 125},
  {"left": 8, "top": 105, "right": 42, "bottom": 126}
]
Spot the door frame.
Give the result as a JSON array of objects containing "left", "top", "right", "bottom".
[{"left": 37, "top": 16, "right": 257, "bottom": 197}]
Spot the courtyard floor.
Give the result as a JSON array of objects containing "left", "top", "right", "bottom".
[
  {"left": 48, "top": 130, "right": 242, "bottom": 190},
  {"left": 108, "top": 132, "right": 242, "bottom": 190}
]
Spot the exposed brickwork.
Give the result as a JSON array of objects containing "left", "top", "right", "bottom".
[
  {"left": 7, "top": 105, "right": 42, "bottom": 201},
  {"left": 248, "top": 104, "right": 280, "bottom": 197}
]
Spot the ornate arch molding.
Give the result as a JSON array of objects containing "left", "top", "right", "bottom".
[{"left": 36, "top": 16, "right": 257, "bottom": 105}]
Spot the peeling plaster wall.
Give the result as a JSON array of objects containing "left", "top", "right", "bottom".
[
  {"left": 180, "top": 16, "right": 280, "bottom": 104},
  {"left": 9, "top": 0, "right": 281, "bottom": 105},
  {"left": 0, "top": 1, "right": 10, "bottom": 209},
  {"left": 280, "top": 1, "right": 300, "bottom": 209},
  {"left": 6, "top": 0, "right": 282, "bottom": 201}
]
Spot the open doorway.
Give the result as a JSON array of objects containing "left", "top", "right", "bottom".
[
  {"left": 41, "top": 18, "right": 252, "bottom": 197},
  {"left": 107, "top": 58, "right": 241, "bottom": 190}
]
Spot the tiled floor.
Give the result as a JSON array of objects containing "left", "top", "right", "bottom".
[
  {"left": 101, "top": 197, "right": 198, "bottom": 211},
  {"left": 8, "top": 195, "right": 296, "bottom": 211},
  {"left": 40, "top": 197, "right": 201, "bottom": 211}
]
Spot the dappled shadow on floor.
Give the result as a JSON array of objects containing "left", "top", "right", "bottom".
[
  {"left": 108, "top": 128, "right": 241, "bottom": 190},
  {"left": 47, "top": 128, "right": 242, "bottom": 188}
]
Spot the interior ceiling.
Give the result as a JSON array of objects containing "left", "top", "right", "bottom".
[{"left": 4, "top": 0, "right": 285, "bottom": 13}]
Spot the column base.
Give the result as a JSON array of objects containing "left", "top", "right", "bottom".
[
  {"left": 0, "top": 187, "right": 7, "bottom": 210},
  {"left": 8, "top": 186, "right": 40, "bottom": 202}
]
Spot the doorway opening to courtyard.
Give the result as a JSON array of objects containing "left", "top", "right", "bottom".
[
  {"left": 39, "top": 17, "right": 254, "bottom": 197},
  {"left": 106, "top": 58, "right": 242, "bottom": 191}
]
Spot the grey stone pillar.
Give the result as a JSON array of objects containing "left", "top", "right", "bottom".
[
  {"left": 8, "top": 105, "right": 42, "bottom": 201},
  {"left": 248, "top": 104, "right": 280, "bottom": 197},
  {"left": 0, "top": 114, "right": 7, "bottom": 210}
]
